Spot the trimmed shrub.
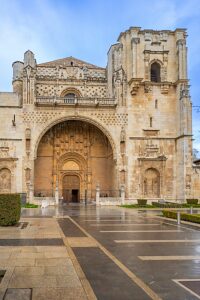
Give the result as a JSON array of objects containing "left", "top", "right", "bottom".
[
  {"left": 162, "top": 210, "right": 177, "bottom": 219},
  {"left": 152, "top": 202, "right": 182, "bottom": 208},
  {"left": 0, "top": 194, "right": 21, "bottom": 226},
  {"left": 162, "top": 210, "right": 200, "bottom": 224},
  {"left": 137, "top": 199, "right": 147, "bottom": 206},
  {"left": 186, "top": 199, "right": 198, "bottom": 205}
]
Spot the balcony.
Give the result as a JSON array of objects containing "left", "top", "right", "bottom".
[{"left": 35, "top": 96, "right": 117, "bottom": 107}]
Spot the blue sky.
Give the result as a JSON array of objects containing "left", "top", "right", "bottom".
[{"left": 0, "top": 0, "right": 199, "bottom": 152}]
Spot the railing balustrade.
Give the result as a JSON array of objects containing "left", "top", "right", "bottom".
[{"left": 35, "top": 96, "right": 117, "bottom": 107}]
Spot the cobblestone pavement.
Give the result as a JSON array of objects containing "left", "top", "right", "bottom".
[{"left": 0, "top": 205, "right": 200, "bottom": 299}]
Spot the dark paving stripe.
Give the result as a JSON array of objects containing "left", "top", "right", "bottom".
[
  {"left": 58, "top": 218, "right": 86, "bottom": 237},
  {"left": 0, "top": 239, "right": 64, "bottom": 246},
  {"left": 180, "top": 281, "right": 200, "bottom": 296},
  {"left": 73, "top": 247, "right": 151, "bottom": 300},
  {"left": 4, "top": 288, "right": 32, "bottom": 300}
]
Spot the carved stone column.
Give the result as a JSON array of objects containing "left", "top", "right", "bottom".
[
  {"left": 131, "top": 38, "right": 140, "bottom": 78},
  {"left": 177, "top": 39, "right": 187, "bottom": 80}
]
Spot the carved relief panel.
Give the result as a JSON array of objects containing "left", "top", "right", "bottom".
[{"left": 0, "top": 168, "right": 11, "bottom": 193}]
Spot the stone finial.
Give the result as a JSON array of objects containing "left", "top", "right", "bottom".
[{"left": 24, "top": 50, "right": 36, "bottom": 68}]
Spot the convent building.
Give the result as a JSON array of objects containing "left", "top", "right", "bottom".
[{"left": 0, "top": 26, "right": 200, "bottom": 203}]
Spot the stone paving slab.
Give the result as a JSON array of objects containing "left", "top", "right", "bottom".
[
  {"left": 73, "top": 247, "right": 151, "bottom": 300},
  {"left": 4, "top": 288, "right": 32, "bottom": 300},
  {"left": 58, "top": 218, "right": 86, "bottom": 237},
  {"left": 66, "top": 237, "right": 98, "bottom": 247},
  {"left": 176, "top": 280, "right": 200, "bottom": 296},
  {"left": 0, "top": 217, "right": 88, "bottom": 300},
  {"left": 32, "top": 287, "right": 87, "bottom": 300}
]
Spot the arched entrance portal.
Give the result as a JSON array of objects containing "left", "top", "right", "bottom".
[{"left": 34, "top": 120, "right": 116, "bottom": 202}]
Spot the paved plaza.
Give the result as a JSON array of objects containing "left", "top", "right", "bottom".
[{"left": 0, "top": 205, "right": 200, "bottom": 299}]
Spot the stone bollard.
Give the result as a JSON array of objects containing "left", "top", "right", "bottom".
[
  {"left": 177, "top": 211, "right": 181, "bottom": 225},
  {"left": 29, "top": 184, "right": 34, "bottom": 203},
  {"left": 120, "top": 185, "right": 125, "bottom": 205},
  {"left": 96, "top": 185, "right": 100, "bottom": 206},
  {"left": 55, "top": 187, "right": 59, "bottom": 206},
  {"left": 190, "top": 206, "right": 193, "bottom": 214}
]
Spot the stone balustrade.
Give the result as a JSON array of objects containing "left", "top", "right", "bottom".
[{"left": 35, "top": 96, "right": 117, "bottom": 107}]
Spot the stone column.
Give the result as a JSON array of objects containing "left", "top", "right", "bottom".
[
  {"left": 131, "top": 38, "right": 140, "bottom": 78},
  {"left": 177, "top": 39, "right": 187, "bottom": 80},
  {"left": 96, "top": 185, "right": 100, "bottom": 206}
]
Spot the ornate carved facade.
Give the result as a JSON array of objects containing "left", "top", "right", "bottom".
[{"left": 0, "top": 26, "right": 199, "bottom": 202}]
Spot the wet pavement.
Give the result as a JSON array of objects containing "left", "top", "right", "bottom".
[{"left": 19, "top": 205, "right": 200, "bottom": 300}]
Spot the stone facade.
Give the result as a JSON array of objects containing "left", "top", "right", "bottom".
[{"left": 0, "top": 26, "right": 199, "bottom": 202}]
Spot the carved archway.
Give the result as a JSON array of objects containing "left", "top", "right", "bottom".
[
  {"left": 33, "top": 116, "right": 117, "bottom": 160},
  {"left": 58, "top": 152, "right": 87, "bottom": 201},
  {"left": 34, "top": 120, "right": 116, "bottom": 201}
]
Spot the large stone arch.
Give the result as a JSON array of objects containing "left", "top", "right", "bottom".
[
  {"left": 33, "top": 116, "right": 117, "bottom": 160},
  {"left": 34, "top": 119, "right": 117, "bottom": 201}
]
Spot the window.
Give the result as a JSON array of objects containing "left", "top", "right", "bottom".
[
  {"left": 155, "top": 99, "right": 158, "bottom": 109},
  {"left": 64, "top": 93, "right": 76, "bottom": 104},
  {"left": 150, "top": 117, "right": 153, "bottom": 127},
  {"left": 150, "top": 62, "right": 161, "bottom": 82}
]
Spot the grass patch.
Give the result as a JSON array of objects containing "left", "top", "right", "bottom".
[
  {"left": 181, "top": 204, "right": 200, "bottom": 208},
  {"left": 152, "top": 202, "right": 200, "bottom": 208},
  {"left": 120, "top": 204, "right": 157, "bottom": 209},
  {"left": 21, "top": 203, "right": 39, "bottom": 208},
  {"left": 120, "top": 204, "right": 200, "bottom": 209},
  {"left": 162, "top": 210, "right": 200, "bottom": 224}
]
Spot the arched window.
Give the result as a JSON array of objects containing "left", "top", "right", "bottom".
[
  {"left": 150, "top": 62, "right": 161, "bottom": 83},
  {"left": 64, "top": 93, "right": 76, "bottom": 104}
]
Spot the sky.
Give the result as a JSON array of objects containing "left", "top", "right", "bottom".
[{"left": 0, "top": 0, "right": 199, "bottom": 153}]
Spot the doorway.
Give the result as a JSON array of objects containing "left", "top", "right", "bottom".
[{"left": 62, "top": 175, "right": 80, "bottom": 203}]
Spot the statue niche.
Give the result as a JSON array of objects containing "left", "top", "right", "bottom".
[{"left": 0, "top": 168, "right": 11, "bottom": 193}]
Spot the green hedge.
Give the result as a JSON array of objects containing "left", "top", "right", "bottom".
[
  {"left": 137, "top": 199, "right": 147, "bottom": 206},
  {"left": 152, "top": 202, "right": 182, "bottom": 208},
  {"left": 162, "top": 210, "right": 200, "bottom": 224},
  {"left": 186, "top": 199, "right": 199, "bottom": 205},
  {"left": 0, "top": 194, "right": 21, "bottom": 226}
]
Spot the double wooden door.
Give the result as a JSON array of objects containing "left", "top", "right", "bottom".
[{"left": 62, "top": 175, "right": 80, "bottom": 203}]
